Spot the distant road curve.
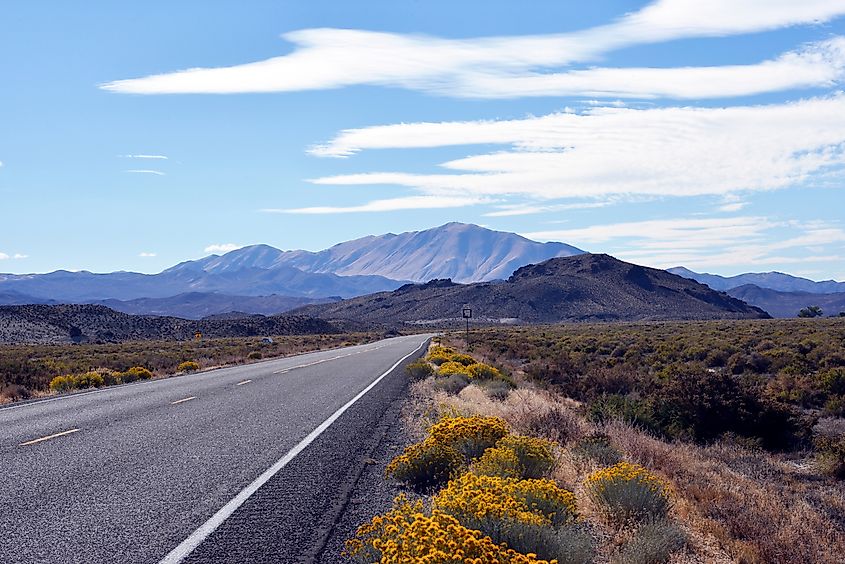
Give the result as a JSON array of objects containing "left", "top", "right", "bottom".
[{"left": 0, "top": 333, "right": 431, "bottom": 564}]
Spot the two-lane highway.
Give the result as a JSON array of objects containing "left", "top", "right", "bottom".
[{"left": 0, "top": 333, "right": 430, "bottom": 563}]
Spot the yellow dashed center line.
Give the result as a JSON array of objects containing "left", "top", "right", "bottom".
[
  {"left": 20, "top": 428, "right": 80, "bottom": 446},
  {"left": 170, "top": 396, "right": 197, "bottom": 405}
]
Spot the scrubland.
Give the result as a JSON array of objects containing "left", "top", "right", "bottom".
[
  {"left": 0, "top": 332, "right": 379, "bottom": 403},
  {"left": 347, "top": 319, "right": 845, "bottom": 563}
]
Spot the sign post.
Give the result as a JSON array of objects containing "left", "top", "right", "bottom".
[{"left": 462, "top": 305, "right": 472, "bottom": 349}]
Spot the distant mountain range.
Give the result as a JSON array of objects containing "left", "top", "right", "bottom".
[
  {"left": 0, "top": 224, "right": 584, "bottom": 311},
  {"left": 668, "top": 266, "right": 845, "bottom": 294},
  {"left": 293, "top": 254, "right": 769, "bottom": 327},
  {"left": 725, "top": 285, "right": 845, "bottom": 318}
]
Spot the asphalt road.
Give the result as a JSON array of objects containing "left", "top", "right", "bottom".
[{"left": 0, "top": 333, "right": 430, "bottom": 564}]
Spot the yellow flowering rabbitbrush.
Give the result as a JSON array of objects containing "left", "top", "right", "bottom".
[
  {"left": 584, "top": 462, "right": 670, "bottom": 522},
  {"left": 386, "top": 440, "right": 464, "bottom": 492},
  {"left": 427, "top": 416, "right": 509, "bottom": 459},
  {"left": 434, "top": 473, "right": 578, "bottom": 529},
  {"left": 345, "top": 494, "right": 558, "bottom": 564}
]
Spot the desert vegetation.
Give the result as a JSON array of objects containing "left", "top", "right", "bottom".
[
  {"left": 347, "top": 320, "right": 845, "bottom": 562},
  {"left": 0, "top": 332, "right": 379, "bottom": 402}
]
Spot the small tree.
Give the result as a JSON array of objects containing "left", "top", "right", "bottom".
[{"left": 798, "top": 306, "right": 823, "bottom": 318}]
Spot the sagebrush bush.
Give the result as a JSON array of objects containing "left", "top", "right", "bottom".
[
  {"left": 478, "top": 378, "right": 512, "bottom": 400},
  {"left": 573, "top": 433, "right": 622, "bottom": 465},
  {"left": 405, "top": 359, "right": 434, "bottom": 380},
  {"left": 815, "top": 435, "right": 845, "bottom": 479},
  {"left": 177, "top": 361, "right": 200, "bottom": 373},
  {"left": 585, "top": 462, "right": 670, "bottom": 522},
  {"left": 247, "top": 351, "right": 262, "bottom": 360},
  {"left": 345, "top": 495, "right": 552, "bottom": 563},
  {"left": 614, "top": 519, "right": 687, "bottom": 564},
  {"left": 501, "top": 522, "right": 595, "bottom": 564},
  {"left": 432, "top": 373, "right": 470, "bottom": 395},
  {"left": 385, "top": 440, "right": 463, "bottom": 492},
  {"left": 427, "top": 415, "right": 509, "bottom": 459}
]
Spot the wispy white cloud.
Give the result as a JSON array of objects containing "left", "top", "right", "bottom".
[
  {"left": 0, "top": 252, "right": 27, "bottom": 260},
  {"left": 118, "top": 154, "right": 169, "bottom": 160},
  {"left": 483, "top": 201, "right": 612, "bottom": 217},
  {"left": 100, "top": 1, "right": 845, "bottom": 98},
  {"left": 525, "top": 216, "right": 845, "bottom": 271},
  {"left": 308, "top": 95, "right": 845, "bottom": 205},
  {"left": 125, "top": 169, "right": 165, "bottom": 176},
  {"left": 138, "top": 252, "right": 157, "bottom": 257},
  {"left": 204, "top": 243, "right": 243, "bottom": 254},
  {"left": 264, "top": 195, "right": 487, "bottom": 214}
]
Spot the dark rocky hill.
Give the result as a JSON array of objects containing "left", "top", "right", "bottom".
[
  {"left": 293, "top": 254, "right": 769, "bottom": 327},
  {"left": 0, "top": 304, "right": 339, "bottom": 344}
]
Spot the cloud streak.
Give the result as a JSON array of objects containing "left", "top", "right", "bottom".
[
  {"left": 264, "top": 195, "right": 487, "bottom": 214},
  {"left": 118, "top": 154, "right": 169, "bottom": 159},
  {"left": 307, "top": 95, "right": 845, "bottom": 203},
  {"left": 204, "top": 243, "right": 243, "bottom": 254},
  {"left": 125, "top": 169, "right": 165, "bottom": 176},
  {"left": 100, "top": 1, "right": 845, "bottom": 99}
]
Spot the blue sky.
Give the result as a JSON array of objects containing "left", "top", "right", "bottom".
[{"left": 2, "top": 0, "right": 845, "bottom": 280}]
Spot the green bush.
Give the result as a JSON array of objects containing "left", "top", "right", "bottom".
[
  {"left": 405, "top": 359, "right": 434, "bottom": 380},
  {"left": 177, "top": 361, "right": 200, "bottom": 373},
  {"left": 385, "top": 440, "right": 463, "bottom": 492},
  {"left": 614, "top": 519, "right": 687, "bottom": 564}
]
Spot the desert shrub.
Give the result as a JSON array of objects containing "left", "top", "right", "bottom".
[
  {"left": 435, "top": 473, "right": 578, "bottom": 528},
  {"left": 472, "top": 444, "right": 523, "bottom": 478},
  {"left": 434, "top": 473, "right": 579, "bottom": 559},
  {"left": 585, "top": 462, "right": 670, "bottom": 522},
  {"left": 519, "top": 406, "right": 582, "bottom": 445},
  {"left": 385, "top": 440, "right": 463, "bottom": 492},
  {"left": 478, "top": 378, "right": 513, "bottom": 400},
  {"left": 821, "top": 367, "right": 845, "bottom": 395},
  {"left": 427, "top": 346, "right": 456, "bottom": 366},
  {"left": 100, "top": 369, "right": 121, "bottom": 386},
  {"left": 120, "top": 366, "right": 153, "bottom": 383},
  {"left": 450, "top": 353, "right": 477, "bottom": 366},
  {"left": 815, "top": 435, "right": 845, "bottom": 479},
  {"left": 73, "top": 371, "right": 105, "bottom": 388},
  {"left": 495, "top": 435, "right": 556, "bottom": 479},
  {"left": 345, "top": 495, "right": 551, "bottom": 563},
  {"left": 614, "top": 519, "right": 687, "bottom": 564},
  {"left": 177, "top": 361, "right": 200, "bottom": 373},
  {"left": 502, "top": 522, "right": 595, "bottom": 564},
  {"left": 437, "top": 360, "right": 473, "bottom": 377},
  {"left": 427, "top": 415, "right": 509, "bottom": 459},
  {"left": 247, "top": 351, "right": 262, "bottom": 360},
  {"left": 48, "top": 375, "right": 74, "bottom": 392},
  {"left": 573, "top": 434, "right": 623, "bottom": 465},
  {"left": 405, "top": 359, "right": 434, "bottom": 380},
  {"left": 466, "top": 362, "right": 509, "bottom": 381},
  {"left": 432, "top": 373, "right": 470, "bottom": 395}
]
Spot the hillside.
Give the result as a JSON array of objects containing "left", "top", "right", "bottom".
[
  {"left": 0, "top": 304, "right": 339, "bottom": 344},
  {"left": 293, "top": 254, "right": 769, "bottom": 327},
  {"left": 669, "top": 266, "right": 845, "bottom": 293},
  {"left": 727, "top": 284, "right": 845, "bottom": 318}
]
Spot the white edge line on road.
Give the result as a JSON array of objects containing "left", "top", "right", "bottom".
[
  {"left": 236, "top": 380, "right": 252, "bottom": 386},
  {"left": 170, "top": 396, "right": 197, "bottom": 405},
  {"left": 19, "top": 428, "right": 80, "bottom": 446},
  {"left": 157, "top": 337, "right": 428, "bottom": 564}
]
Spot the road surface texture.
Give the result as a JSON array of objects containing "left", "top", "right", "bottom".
[{"left": 0, "top": 333, "right": 430, "bottom": 563}]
